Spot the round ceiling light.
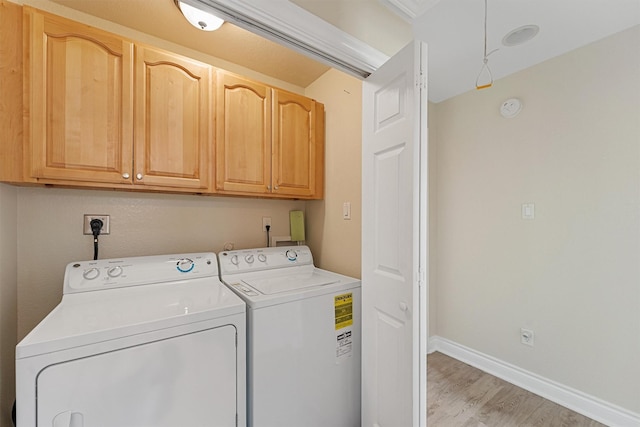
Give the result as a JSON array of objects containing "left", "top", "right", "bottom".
[
  {"left": 175, "top": 0, "right": 224, "bottom": 31},
  {"left": 502, "top": 25, "right": 539, "bottom": 47}
]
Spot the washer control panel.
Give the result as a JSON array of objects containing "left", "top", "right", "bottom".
[
  {"left": 64, "top": 253, "right": 218, "bottom": 294},
  {"left": 218, "top": 245, "right": 313, "bottom": 275}
]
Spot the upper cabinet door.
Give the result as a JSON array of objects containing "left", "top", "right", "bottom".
[
  {"left": 25, "top": 8, "right": 134, "bottom": 184},
  {"left": 272, "top": 89, "right": 323, "bottom": 198},
  {"left": 216, "top": 71, "right": 272, "bottom": 195},
  {"left": 134, "top": 45, "right": 212, "bottom": 190}
]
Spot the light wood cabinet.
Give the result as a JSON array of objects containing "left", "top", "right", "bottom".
[
  {"left": 24, "top": 7, "right": 134, "bottom": 185},
  {"left": 272, "top": 89, "right": 324, "bottom": 198},
  {"left": 0, "top": 0, "right": 23, "bottom": 183},
  {"left": 216, "top": 71, "right": 324, "bottom": 199},
  {"left": 16, "top": 8, "right": 322, "bottom": 198},
  {"left": 215, "top": 72, "right": 272, "bottom": 195},
  {"left": 23, "top": 9, "right": 212, "bottom": 191},
  {"left": 134, "top": 45, "right": 211, "bottom": 190}
]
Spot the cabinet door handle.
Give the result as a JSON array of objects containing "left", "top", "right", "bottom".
[
  {"left": 122, "top": 173, "right": 130, "bottom": 179},
  {"left": 274, "top": 186, "right": 279, "bottom": 190},
  {"left": 267, "top": 185, "right": 271, "bottom": 190},
  {"left": 136, "top": 173, "right": 143, "bottom": 180}
]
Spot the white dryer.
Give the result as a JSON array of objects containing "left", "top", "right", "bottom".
[
  {"left": 218, "top": 246, "right": 361, "bottom": 427},
  {"left": 16, "top": 253, "right": 246, "bottom": 427}
]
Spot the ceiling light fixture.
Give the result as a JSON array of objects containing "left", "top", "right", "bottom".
[
  {"left": 174, "top": 0, "right": 224, "bottom": 31},
  {"left": 502, "top": 25, "right": 539, "bottom": 47},
  {"left": 475, "top": 0, "right": 498, "bottom": 90}
]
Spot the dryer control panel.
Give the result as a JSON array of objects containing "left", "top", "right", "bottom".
[
  {"left": 64, "top": 253, "right": 218, "bottom": 294},
  {"left": 218, "top": 246, "right": 313, "bottom": 275}
]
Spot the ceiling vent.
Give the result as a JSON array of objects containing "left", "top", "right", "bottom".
[{"left": 502, "top": 25, "right": 540, "bottom": 47}]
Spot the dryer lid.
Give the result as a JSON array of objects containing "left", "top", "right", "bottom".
[
  {"left": 16, "top": 278, "right": 244, "bottom": 359},
  {"left": 242, "top": 270, "right": 339, "bottom": 295}
]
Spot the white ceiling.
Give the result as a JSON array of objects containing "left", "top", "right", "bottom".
[
  {"left": 412, "top": 0, "right": 640, "bottom": 102},
  {"left": 49, "top": 0, "right": 640, "bottom": 103},
  {"left": 294, "top": 0, "right": 640, "bottom": 102}
]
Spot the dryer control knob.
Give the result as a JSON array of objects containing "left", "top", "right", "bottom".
[
  {"left": 286, "top": 250, "right": 298, "bottom": 261},
  {"left": 230, "top": 255, "right": 239, "bottom": 265},
  {"left": 245, "top": 254, "right": 254, "bottom": 264},
  {"left": 83, "top": 267, "right": 100, "bottom": 280},
  {"left": 107, "top": 266, "right": 123, "bottom": 278},
  {"left": 176, "top": 258, "right": 195, "bottom": 273},
  {"left": 257, "top": 254, "right": 267, "bottom": 263}
]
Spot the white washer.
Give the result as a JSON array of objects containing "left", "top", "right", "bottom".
[
  {"left": 218, "top": 246, "right": 361, "bottom": 427},
  {"left": 16, "top": 253, "right": 246, "bottom": 427}
]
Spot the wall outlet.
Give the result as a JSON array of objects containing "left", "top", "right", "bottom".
[
  {"left": 262, "top": 217, "right": 272, "bottom": 231},
  {"left": 522, "top": 203, "right": 535, "bottom": 220},
  {"left": 83, "top": 214, "right": 110, "bottom": 235},
  {"left": 521, "top": 328, "right": 534, "bottom": 346}
]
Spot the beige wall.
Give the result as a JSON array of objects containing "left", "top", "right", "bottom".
[
  {"left": 0, "top": 185, "right": 17, "bottom": 427},
  {"left": 432, "top": 26, "right": 640, "bottom": 412},
  {"left": 16, "top": 188, "right": 304, "bottom": 339},
  {"left": 305, "top": 69, "right": 363, "bottom": 279}
]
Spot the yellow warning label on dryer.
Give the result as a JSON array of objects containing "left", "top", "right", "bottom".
[{"left": 334, "top": 293, "right": 353, "bottom": 330}]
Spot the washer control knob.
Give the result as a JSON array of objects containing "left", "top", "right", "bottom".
[
  {"left": 286, "top": 250, "right": 298, "bottom": 261},
  {"left": 257, "top": 254, "right": 267, "bottom": 263},
  {"left": 230, "top": 255, "right": 239, "bottom": 266},
  {"left": 107, "top": 266, "right": 123, "bottom": 278},
  {"left": 176, "top": 258, "right": 195, "bottom": 273},
  {"left": 245, "top": 254, "right": 254, "bottom": 264},
  {"left": 83, "top": 268, "right": 100, "bottom": 280}
]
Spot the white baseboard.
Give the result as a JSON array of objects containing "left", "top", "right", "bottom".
[{"left": 428, "top": 336, "right": 640, "bottom": 427}]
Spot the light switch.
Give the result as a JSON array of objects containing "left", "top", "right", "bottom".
[
  {"left": 343, "top": 202, "right": 351, "bottom": 220},
  {"left": 522, "top": 203, "right": 535, "bottom": 220}
]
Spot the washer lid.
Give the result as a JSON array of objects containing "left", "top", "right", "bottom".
[
  {"left": 242, "top": 270, "right": 339, "bottom": 295},
  {"left": 16, "top": 278, "right": 244, "bottom": 359}
]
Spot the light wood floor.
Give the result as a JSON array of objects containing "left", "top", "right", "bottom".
[{"left": 427, "top": 352, "right": 606, "bottom": 427}]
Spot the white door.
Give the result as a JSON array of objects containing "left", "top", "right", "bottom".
[{"left": 362, "top": 40, "right": 428, "bottom": 427}]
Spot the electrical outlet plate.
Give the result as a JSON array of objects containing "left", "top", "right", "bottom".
[
  {"left": 83, "top": 214, "right": 110, "bottom": 235},
  {"left": 343, "top": 202, "right": 351, "bottom": 220},
  {"left": 520, "top": 328, "right": 534, "bottom": 346},
  {"left": 262, "top": 217, "right": 272, "bottom": 231}
]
